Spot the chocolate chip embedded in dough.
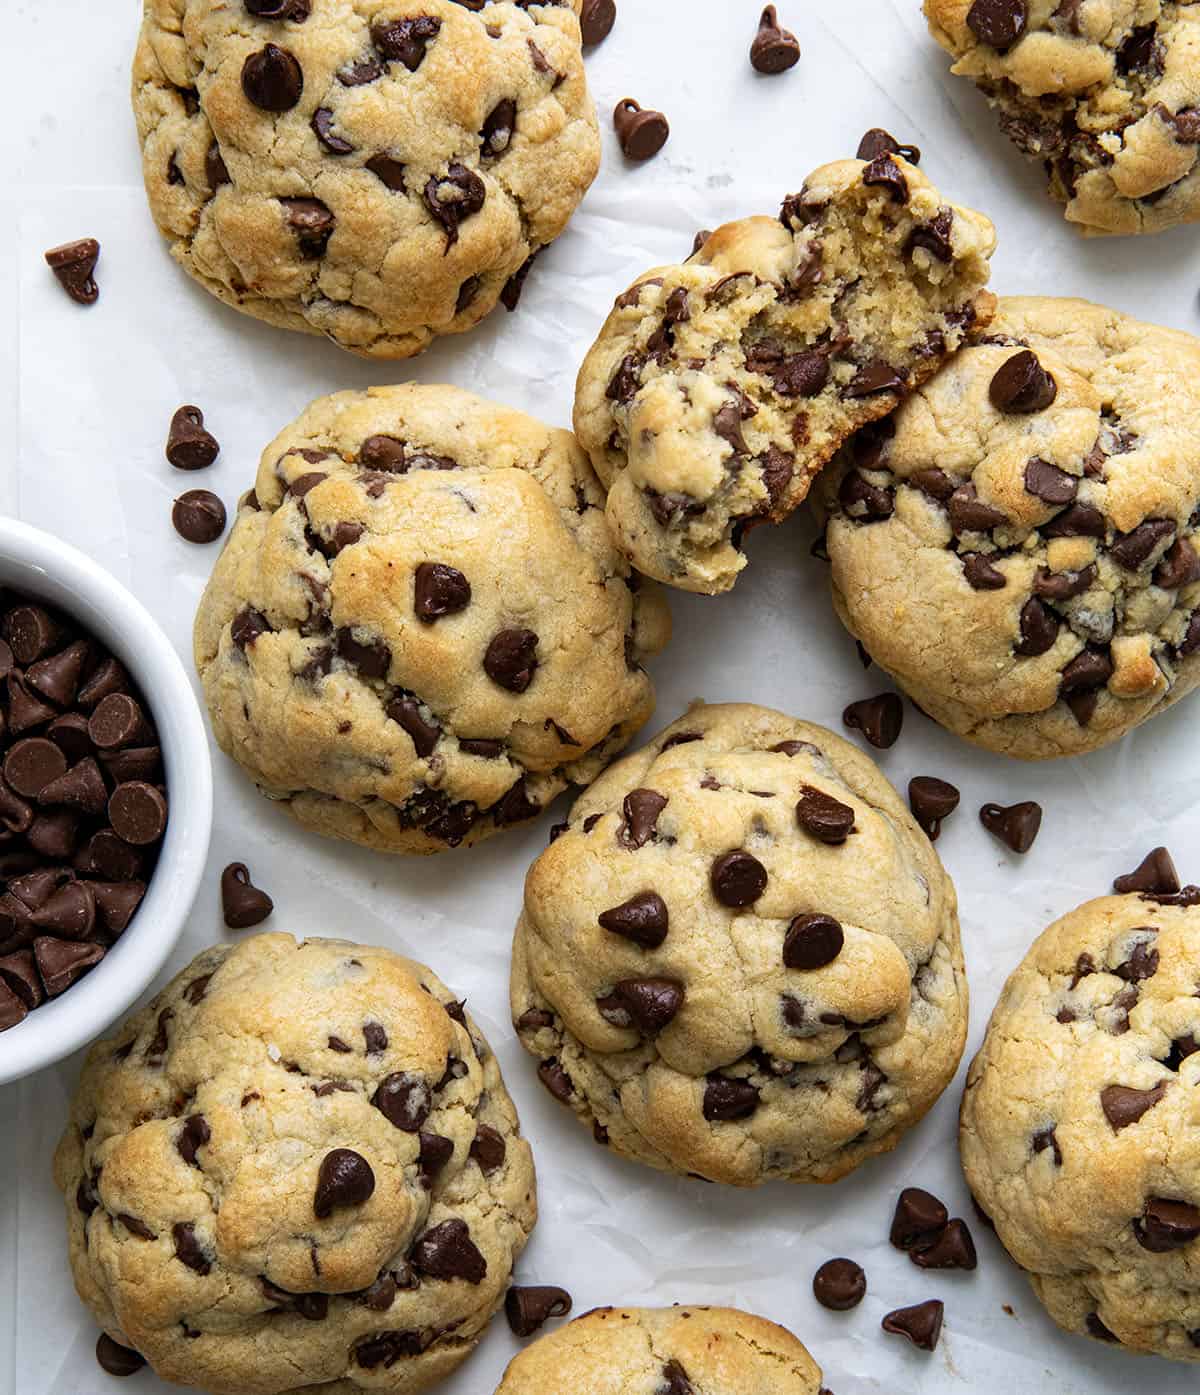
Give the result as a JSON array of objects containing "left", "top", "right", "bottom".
[
  {"left": 313, "top": 1148, "right": 375, "bottom": 1219},
  {"left": 598, "top": 892, "right": 669, "bottom": 948},
  {"left": 990, "top": 349, "right": 1056, "bottom": 413},
  {"left": 1024, "top": 458, "right": 1077, "bottom": 505},
  {"left": 1100, "top": 1081, "right": 1167, "bottom": 1131},
  {"left": 410, "top": 1218, "right": 487, "bottom": 1283},
  {"left": 967, "top": 0, "right": 1027, "bottom": 50},
  {"left": 702, "top": 1074, "right": 760, "bottom": 1121},
  {"left": 241, "top": 43, "right": 304, "bottom": 111},
  {"left": 795, "top": 785, "right": 856, "bottom": 843},
  {"left": 710, "top": 849, "right": 767, "bottom": 907}
]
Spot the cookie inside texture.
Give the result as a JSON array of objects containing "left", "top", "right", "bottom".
[
  {"left": 193, "top": 384, "right": 670, "bottom": 856},
  {"left": 53, "top": 933, "right": 536, "bottom": 1395},
  {"left": 511, "top": 702, "right": 967, "bottom": 1187},
  {"left": 572, "top": 155, "right": 996, "bottom": 594},
  {"left": 962, "top": 893, "right": 1200, "bottom": 1361},
  {"left": 494, "top": 1305, "right": 825, "bottom": 1395},
  {"left": 132, "top": 0, "right": 598, "bottom": 357},
  {"left": 925, "top": 0, "right": 1200, "bottom": 236},
  {"left": 818, "top": 295, "right": 1200, "bottom": 760}
]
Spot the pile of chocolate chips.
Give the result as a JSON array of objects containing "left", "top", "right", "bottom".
[{"left": 0, "top": 592, "right": 168, "bottom": 1031}]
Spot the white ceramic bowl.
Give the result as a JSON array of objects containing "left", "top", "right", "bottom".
[{"left": 0, "top": 519, "right": 212, "bottom": 1084}]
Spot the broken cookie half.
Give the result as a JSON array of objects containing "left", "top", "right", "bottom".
[{"left": 573, "top": 151, "right": 997, "bottom": 594}]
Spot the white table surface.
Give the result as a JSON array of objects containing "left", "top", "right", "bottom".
[{"left": 4, "top": 1, "right": 1200, "bottom": 1392}]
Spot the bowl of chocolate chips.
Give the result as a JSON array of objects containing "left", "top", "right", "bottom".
[{"left": 0, "top": 519, "right": 211, "bottom": 1083}]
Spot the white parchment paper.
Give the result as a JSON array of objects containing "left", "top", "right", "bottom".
[{"left": 5, "top": 1, "right": 1200, "bottom": 1391}]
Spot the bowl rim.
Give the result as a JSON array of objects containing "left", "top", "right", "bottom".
[{"left": 0, "top": 518, "right": 213, "bottom": 1085}]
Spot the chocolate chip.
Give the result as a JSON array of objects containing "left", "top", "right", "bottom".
[
  {"left": 314, "top": 1148, "right": 375, "bottom": 1218},
  {"left": 911, "top": 1218, "right": 977, "bottom": 1270},
  {"left": 45, "top": 239, "right": 100, "bottom": 306},
  {"left": 364, "top": 1022, "right": 388, "bottom": 1055},
  {"left": 862, "top": 155, "right": 908, "bottom": 202},
  {"left": 891, "top": 1187, "right": 949, "bottom": 1249},
  {"left": 839, "top": 470, "right": 894, "bottom": 521},
  {"left": 1101, "top": 1081, "right": 1167, "bottom": 1131},
  {"left": 423, "top": 164, "right": 486, "bottom": 248},
  {"left": 336, "top": 628, "right": 391, "bottom": 679},
  {"left": 242, "top": 43, "right": 303, "bottom": 111},
  {"left": 598, "top": 891, "right": 668, "bottom": 948},
  {"left": 907, "top": 208, "right": 954, "bottom": 262},
  {"left": 948, "top": 484, "right": 1007, "bottom": 534},
  {"left": 751, "top": 5, "right": 800, "bottom": 73},
  {"left": 989, "top": 350, "right": 1056, "bottom": 415},
  {"left": 413, "top": 563, "right": 471, "bottom": 623},
  {"left": 95, "top": 1335, "right": 146, "bottom": 1378},
  {"left": 35, "top": 935, "right": 103, "bottom": 996},
  {"left": 580, "top": 0, "right": 616, "bottom": 45},
  {"left": 967, "top": 0, "right": 1026, "bottom": 48},
  {"left": 37, "top": 757, "right": 107, "bottom": 814},
  {"left": 1043, "top": 502, "right": 1106, "bottom": 538},
  {"left": 1024, "top": 458, "right": 1077, "bottom": 505},
  {"left": 611, "top": 977, "right": 684, "bottom": 1034},
  {"left": 795, "top": 785, "right": 856, "bottom": 844},
  {"left": 962, "top": 553, "right": 1006, "bottom": 590},
  {"left": 843, "top": 693, "right": 902, "bottom": 748},
  {"left": 109, "top": 781, "right": 167, "bottom": 845},
  {"left": 1110, "top": 518, "right": 1176, "bottom": 570},
  {"left": 1034, "top": 563, "right": 1095, "bottom": 600},
  {"left": 281, "top": 197, "right": 335, "bottom": 257},
  {"left": 220, "top": 862, "right": 273, "bottom": 929},
  {"left": 245, "top": 0, "right": 311, "bottom": 15},
  {"left": 1032, "top": 1126, "right": 1062, "bottom": 1164},
  {"left": 882, "top": 1299, "right": 944, "bottom": 1351},
  {"left": 813, "top": 1257, "right": 866, "bottom": 1310},
  {"left": 857, "top": 128, "right": 920, "bottom": 162},
  {"left": 172, "top": 489, "right": 226, "bottom": 543},
  {"left": 702, "top": 1074, "right": 760, "bottom": 1121},
  {"left": 1134, "top": 1198, "right": 1200, "bottom": 1252},
  {"left": 538, "top": 1058, "right": 573, "bottom": 1101},
  {"left": 354, "top": 1331, "right": 424, "bottom": 1367},
  {"left": 979, "top": 800, "right": 1042, "bottom": 854},
  {"left": 410, "top": 1219, "right": 487, "bottom": 1284},
  {"left": 613, "top": 98, "right": 669, "bottom": 160},
  {"left": 4, "top": 739, "right": 67, "bottom": 798},
  {"left": 30, "top": 881, "right": 95, "bottom": 939},
  {"left": 506, "top": 1284, "right": 573, "bottom": 1337},
  {"left": 372, "top": 15, "right": 441, "bottom": 70},
  {"left": 659, "top": 1361, "right": 693, "bottom": 1395},
  {"left": 1114, "top": 847, "right": 1180, "bottom": 895},
  {"left": 416, "top": 1132, "right": 453, "bottom": 1181},
  {"left": 480, "top": 98, "right": 517, "bottom": 159},
  {"left": 310, "top": 107, "right": 354, "bottom": 155},
  {"left": 1116, "top": 22, "right": 1160, "bottom": 74},
  {"left": 783, "top": 914, "right": 844, "bottom": 970},
  {"left": 1154, "top": 539, "right": 1200, "bottom": 590},
  {"left": 484, "top": 629, "right": 538, "bottom": 692},
  {"left": 500, "top": 251, "right": 540, "bottom": 311},
  {"left": 1060, "top": 646, "right": 1112, "bottom": 696},
  {"left": 845, "top": 359, "right": 905, "bottom": 397},
  {"left": 1015, "top": 598, "right": 1059, "bottom": 657},
  {"left": 620, "top": 789, "right": 667, "bottom": 848},
  {"left": 88, "top": 694, "right": 150, "bottom": 752},
  {"left": 166, "top": 407, "right": 219, "bottom": 470},
  {"left": 171, "top": 1220, "right": 210, "bottom": 1275},
  {"left": 459, "top": 738, "right": 502, "bottom": 759},
  {"left": 384, "top": 693, "right": 440, "bottom": 761},
  {"left": 710, "top": 849, "right": 767, "bottom": 907}
]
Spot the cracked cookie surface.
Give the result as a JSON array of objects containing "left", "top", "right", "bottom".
[
  {"left": 961, "top": 892, "right": 1200, "bottom": 1361},
  {"left": 132, "top": 0, "right": 599, "bottom": 357},
  {"left": 494, "top": 1304, "right": 824, "bottom": 1394},
  {"left": 817, "top": 295, "right": 1200, "bottom": 760},
  {"left": 572, "top": 155, "right": 996, "bottom": 594},
  {"left": 193, "top": 384, "right": 670, "bottom": 856},
  {"left": 926, "top": 0, "right": 1200, "bottom": 236},
  {"left": 510, "top": 702, "right": 967, "bottom": 1186},
  {"left": 53, "top": 932, "right": 537, "bottom": 1395}
]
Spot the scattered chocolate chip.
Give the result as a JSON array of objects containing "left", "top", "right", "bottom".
[
  {"left": 813, "top": 1257, "right": 866, "bottom": 1310},
  {"left": 912, "top": 1218, "right": 977, "bottom": 1270},
  {"left": 95, "top": 1334, "right": 146, "bottom": 1378},
  {"left": 166, "top": 407, "right": 220, "bottom": 470},
  {"left": 967, "top": 0, "right": 1027, "bottom": 49},
  {"left": 314, "top": 1148, "right": 375, "bottom": 1218},
  {"left": 909, "top": 777, "right": 960, "bottom": 840},
  {"left": 843, "top": 693, "right": 902, "bottom": 749},
  {"left": 242, "top": 43, "right": 304, "bottom": 111},
  {"left": 484, "top": 629, "right": 538, "bottom": 693},
  {"left": 857, "top": 128, "right": 921, "bottom": 162},
  {"left": 506, "top": 1284, "right": 572, "bottom": 1337},
  {"left": 891, "top": 1188, "right": 949, "bottom": 1249},
  {"left": 220, "top": 862, "right": 273, "bottom": 928},
  {"left": 710, "top": 849, "right": 767, "bottom": 907},
  {"left": 1114, "top": 847, "right": 1180, "bottom": 895},
  {"left": 1100, "top": 1081, "right": 1167, "bottom": 1131},
  {"left": 613, "top": 98, "right": 669, "bottom": 160},
  {"left": 172, "top": 490, "right": 226, "bottom": 543},
  {"left": 882, "top": 1299, "right": 944, "bottom": 1350},
  {"left": 979, "top": 800, "right": 1042, "bottom": 854},
  {"left": 410, "top": 1219, "right": 487, "bottom": 1284},
  {"left": 702, "top": 1074, "right": 760, "bottom": 1121},
  {"left": 751, "top": 5, "right": 800, "bottom": 73},
  {"left": 783, "top": 914, "right": 844, "bottom": 970},
  {"left": 45, "top": 239, "right": 101, "bottom": 306},
  {"left": 795, "top": 785, "right": 856, "bottom": 844}
]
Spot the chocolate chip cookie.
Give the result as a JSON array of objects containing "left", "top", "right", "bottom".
[
  {"left": 961, "top": 890, "right": 1200, "bottom": 1360},
  {"left": 494, "top": 1304, "right": 825, "bottom": 1394},
  {"left": 132, "top": 0, "right": 599, "bottom": 357},
  {"left": 53, "top": 933, "right": 536, "bottom": 1394},
  {"left": 926, "top": 0, "right": 1200, "bottom": 236},
  {"left": 193, "top": 384, "right": 670, "bottom": 855},
  {"left": 572, "top": 154, "right": 996, "bottom": 593},
  {"left": 511, "top": 702, "right": 967, "bottom": 1186},
  {"left": 817, "top": 296, "right": 1200, "bottom": 760}
]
